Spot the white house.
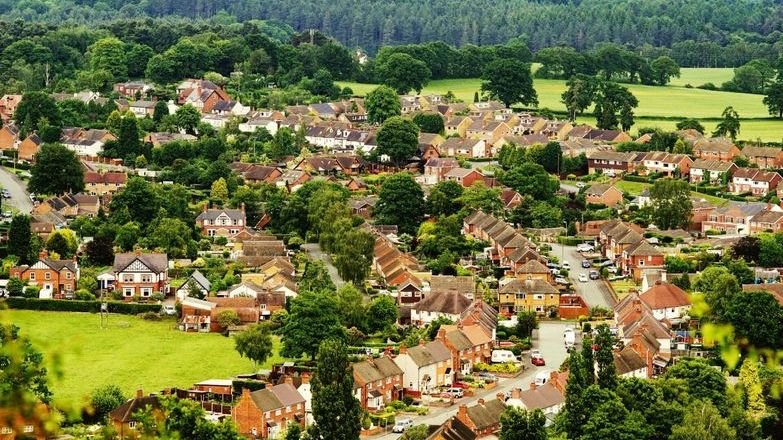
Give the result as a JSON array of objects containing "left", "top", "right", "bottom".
[
  {"left": 219, "top": 281, "right": 265, "bottom": 298},
  {"left": 639, "top": 281, "right": 691, "bottom": 323},
  {"left": 393, "top": 341, "right": 453, "bottom": 393},
  {"left": 239, "top": 117, "right": 279, "bottom": 135},
  {"left": 505, "top": 379, "right": 565, "bottom": 425},
  {"left": 62, "top": 139, "right": 104, "bottom": 157},
  {"left": 410, "top": 291, "right": 471, "bottom": 327},
  {"left": 175, "top": 270, "right": 211, "bottom": 301}
]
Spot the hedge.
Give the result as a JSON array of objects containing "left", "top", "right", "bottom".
[
  {"left": 3, "top": 297, "right": 162, "bottom": 314},
  {"left": 622, "top": 175, "right": 651, "bottom": 183},
  {"left": 232, "top": 379, "right": 266, "bottom": 395}
]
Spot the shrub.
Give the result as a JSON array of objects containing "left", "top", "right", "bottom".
[
  {"left": 4, "top": 297, "right": 163, "bottom": 314},
  {"left": 216, "top": 309, "right": 242, "bottom": 328},
  {"left": 75, "top": 289, "right": 96, "bottom": 301},
  {"left": 23, "top": 285, "right": 40, "bottom": 298},
  {"left": 402, "top": 395, "right": 414, "bottom": 406},
  {"left": 473, "top": 362, "right": 519, "bottom": 374},
  {"left": 232, "top": 379, "right": 266, "bottom": 395},
  {"left": 699, "top": 82, "right": 717, "bottom": 90},
  {"left": 139, "top": 311, "right": 161, "bottom": 321},
  {"left": 7, "top": 278, "right": 25, "bottom": 297},
  {"left": 151, "top": 292, "right": 165, "bottom": 301},
  {"left": 90, "top": 385, "right": 125, "bottom": 421}
]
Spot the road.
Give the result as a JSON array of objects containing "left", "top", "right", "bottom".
[
  {"left": 549, "top": 242, "right": 616, "bottom": 309},
  {"left": 374, "top": 322, "right": 572, "bottom": 439},
  {"left": 0, "top": 167, "right": 32, "bottom": 214},
  {"left": 301, "top": 243, "right": 345, "bottom": 289}
]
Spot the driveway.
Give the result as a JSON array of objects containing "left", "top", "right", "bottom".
[
  {"left": 0, "top": 167, "right": 32, "bottom": 214},
  {"left": 559, "top": 182, "right": 579, "bottom": 194},
  {"left": 373, "top": 322, "right": 572, "bottom": 438},
  {"left": 549, "top": 242, "right": 616, "bottom": 309},
  {"left": 301, "top": 243, "right": 345, "bottom": 289}
]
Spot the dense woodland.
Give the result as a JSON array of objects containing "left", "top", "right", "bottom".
[{"left": 0, "top": 0, "right": 783, "bottom": 66}]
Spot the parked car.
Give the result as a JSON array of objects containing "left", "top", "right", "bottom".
[
  {"left": 531, "top": 353, "right": 546, "bottom": 366},
  {"left": 546, "top": 262, "right": 560, "bottom": 269},
  {"left": 589, "top": 270, "right": 600, "bottom": 280},
  {"left": 550, "top": 268, "right": 560, "bottom": 276},
  {"left": 476, "top": 372, "right": 498, "bottom": 382},
  {"left": 393, "top": 418, "right": 414, "bottom": 433},
  {"left": 451, "top": 381, "right": 470, "bottom": 389},
  {"left": 598, "top": 260, "right": 615, "bottom": 267},
  {"left": 577, "top": 243, "right": 595, "bottom": 252},
  {"left": 562, "top": 262, "right": 571, "bottom": 270},
  {"left": 162, "top": 304, "right": 176, "bottom": 315},
  {"left": 578, "top": 274, "right": 588, "bottom": 283},
  {"left": 555, "top": 277, "right": 569, "bottom": 285},
  {"left": 581, "top": 259, "right": 591, "bottom": 268},
  {"left": 1, "top": 190, "right": 10, "bottom": 198},
  {"left": 564, "top": 328, "right": 576, "bottom": 349},
  {"left": 2, "top": 211, "right": 12, "bottom": 219},
  {"left": 575, "top": 182, "right": 586, "bottom": 188},
  {"left": 447, "top": 388, "right": 465, "bottom": 398}
]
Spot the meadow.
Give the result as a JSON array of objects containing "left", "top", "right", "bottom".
[
  {"left": 338, "top": 68, "right": 783, "bottom": 141},
  {"left": 4, "top": 310, "right": 287, "bottom": 410}
]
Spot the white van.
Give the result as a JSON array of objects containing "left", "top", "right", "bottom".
[
  {"left": 534, "top": 370, "right": 551, "bottom": 386},
  {"left": 564, "top": 328, "right": 576, "bottom": 349},
  {"left": 392, "top": 417, "right": 414, "bottom": 433},
  {"left": 491, "top": 349, "right": 519, "bottom": 364}
]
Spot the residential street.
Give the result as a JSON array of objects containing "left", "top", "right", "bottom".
[
  {"left": 0, "top": 166, "right": 32, "bottom": 214},
  {"left": 301, "top": 243, "right": 346, "bottom": 289},
  {"left": 548, "top": 242, "right": 616, "bottom": 309},
  {"left": 374, "top": 322, "right": 573, "bottom": 438}
]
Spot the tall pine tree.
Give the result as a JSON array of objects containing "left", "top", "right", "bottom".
[{"left": 594, "top": 324, "right": 617, "bottom": 390}]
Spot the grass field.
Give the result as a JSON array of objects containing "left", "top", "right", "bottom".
[
  {"left": 3, "top": 310, "right": 288, "bottom": 409},
  {"left": 338, "top": 68, "right": 783, "bottom": 141},
  {"left": 613, "top": 180, "right": 728, "bottom": 206},
  {"left": 610, "top": 279, "right": 639, "bottom": 301}
]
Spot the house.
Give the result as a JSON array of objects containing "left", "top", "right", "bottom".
[
  {"left": 352, "top": 355, "right": 404, "bottom": 410},
  {"left": 0, "top": 403, "right": 50, "bottom": 440},
  {"left": 423, "top": 158, "right": 460, "bottom": 184},
  {"left": 582, "top": 129, "right": 631, "bottom": 143},
  {"left": 109, "top": 390, "right": 161, "bottom": 439},
  {"left": 692, "top": 137, "right": 740, "bottom": 162},
  {"left": 292, "top": 156, "right": 345, "bottom": 175},
  {"left": 84, "top": 170, "right": 127, "bottom": 196},
  {"left": 465, "top": 119, "right": 510, "bottom": 146},
  {"left": 584, "top": 184, "right": 624, "bottom": 207},
  {"left": 539, "top": 120, "right": 573, "bottom": 140},
  {"left": 371, "top": 230, "right": 422, "bottom": 294},
  {"left": 18, "top": 134, "right": 42, "bottom": 162},
  {"left": 497, "top": 278, "right": 559, "bottom": 316},
  {"left": 232, "top": 163, "right": 283, "bottom": 184},
  {"left": 196, "top": 205, "right": 246, "bottom": 237},
  {"left": 750, "top": 210, "right": 783, "bottom": 233},
  {"left": 10, "top": 250, "right": 79, "bottom": 299},
  {"left": 128, "top": 100, "right": 156, "bottom": 117},
  {"left": 233, "top": 381, "right": 306, "bottom": 439},
  {"left": 586, "top": 151, "right": 643, "bottom": 176},
  {"left": 418, "top": 133, "right": 444, "bottom": 159},
  {"left": 0, "top": 124, "right": 19, "bottom": 149},
  {"left": 437, "top": 324, "right": 493, "bottom": 376},
  {"left": 427, "top": 417, "right": 476, "bottom": 440},
  {"left": 513, "top": 113, "right": 547, "bottom": 135},
  {"left": 689, "top": 160, "right": 736, "bottom": 185},
  {"left": 702, "top": 202, "right": 782, "bottom": 235},
  {"left": 641, "top": 152, "right": 692, "bottom": 177},
  {"left": 729, "top": 168, "right": 782, "bottom": 195},
  {"left": 174, "top": 270, "right": 211, "bottom": 301},
  {"left": 33, "top": 193, "right": 100, "bottom": 218},
  {"left": 444, "top": 168, "right": 484, "bottom": 188},
  {"left": 113, "top": 81, "right": 153, "bottom": 99},
  {"left": 440, "top": 138, "right": 487, "bottom": 158},
  {"left": 639, "top": 281, "right": 691, "bottom": 323},
  {"left": 428, "top": 276, "right": 476, "bottom": 300},
  {"left": 500, "top": 188, "right": 523, "bottom": 210},
  {"left": 239, "top": 240, "right": 287, "bottom": 268},
  {"left": 621, "top": 241, "right": 665, "bottom": 282},
  {"left": 180, "top": 296, "right": 261, "bottom": 332},
  {"left": 453, "top": 396, "right": 506, "bottom": 437},
  {"left": 506, "top": 371, "right": 567, "bottom": 423},
  {"left": 510, "top": 259, "right": 551, "bottom": 282},
  {"left": 394, "top": 340, "right": 454, "bottom": 393},
  {"left": 741, "top": 145, "right": 783, "bottom": 169},
  {"left": 411, "top": 291, "right": 472, "bottom": 326},
  {"left": 445, "top": 116, "right": 473, "bottom": 137},
  {"left": 112, "top": 252, "right": 169, "bottom": 299}
]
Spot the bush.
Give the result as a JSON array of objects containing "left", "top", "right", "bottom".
[
  {"left": 473, "top": 362, "right": 519, "bottom": 374},
  {"left": 151, "top": 292, "right": 165, "bottom": 301},
  {"left": 75, "top": 289, "right": 96, "bottom": 301},
  {"left": 7, "top": 278, "right": 25, "bottom": 297},
  {"left": 4, "top": 297, "right": 163, "bottom": 314},
  {"left": 216, "top": 309, "right": 242, "bottom": 328},
  {"left": 90, "top": 385, "right": 125, "bottom": 421},
  {"left": 23, "top": 285, "right": 40, "bottom": 298},
  {"left": 402, "top": 395, "right": 414, "bottom": 406},
  {"left": 699, "top": 82, "right": 717, "bottom": 90},
  {"left": 215, "top": 236, "right": 228, "bottom": 246},
  {"left": 139, "top": 311, "right": 161, "bottom": 321}
]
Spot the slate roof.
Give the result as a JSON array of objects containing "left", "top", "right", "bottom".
[
  {"left": 113, "top": 252, "right": 168, "bottom": 273},
  {"left": 109, "top": 394, "right": 160, "bottom": 423},
  {"left": 249, "top": 384, "right": 304, "bottom": 413},
  {"left": 353, "top": 357, "right": 404, "bottom": 384},
  {"left": 196, "top": 208, "right": 245, "bottom": 221},
  {"left": 742, "top": 145, "right": 782, "bottom": 158},
  {"left": 515, "top": 382, "right": 564, "bottom": 409},
  {"left": 465, "top": 399, "right": 506, "bottom": 430},
  {"left": 413, "top": 291, "right": 471, "bottom": 314},
  {"left": 405, "top": 340, "right": 452, "bottom": 367}
]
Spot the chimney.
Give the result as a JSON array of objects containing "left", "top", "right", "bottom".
[
  {"left": 655, "top": 280, "right": 662, "bottom": 285},
  {"left": 399, "top": 344, "right": 408, "bottom": 355},
  {"left": 437, "top": 328, "right": 447, "bottom": 340},
  {"left": 496, "top": 392, "right": 505, "bottom": 402},
  {"left": 39, "top": 249, "right": 48, "bottom": 260},
  {"left": 203, "top": 203, "right": 208, "bottom": 213},
  {"left": 265, "top": 382, "right": 273, "bottom": 390},
  {"left": 529, "top": 382, "right": 537, "bottom": 391},
  {"left": 136, "top": 389, "right": 144, "bottom": 399},
  {"left": 284, "top": 375, "right": 293, "bottom": 386},
  {"left": 135, "top": 249, "right": 142, "bottom": 257},
  {"left": 418, "top": 338, "right": 425, "bottom": 347},
  {"left": 511, "top": 388, "right": 522, "bottom": 400},
  {"left": 456, "top": 404, "right": 469, "bottom": 424},
  {"left": 477, "top": 398, "right": 485, "bottom": 405},
  {"left": 550, "top": 371, "right": 559, "bottom": 383},
  {"left": 384, "top": 347, "right": 393, "bottom": 357},
  {"left": 240, "top": 202, "right": 246, "bottom": 213},
  {"left": 457, "top": 321, "right": 464, "bottom": 330},
  {"left": 366, "top": 354, "right": 375, "bottom": 364},
  {"left": 301, "top": 372, "right": 310, "bottom": 385}
]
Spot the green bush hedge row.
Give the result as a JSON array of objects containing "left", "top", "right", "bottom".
[{"left": 4, "top": 297, "right": 162, "bottom": 314}]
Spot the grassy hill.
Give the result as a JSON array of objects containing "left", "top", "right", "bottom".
[{"left": 338, "top": 68, "right": 783, "bottom": 141}]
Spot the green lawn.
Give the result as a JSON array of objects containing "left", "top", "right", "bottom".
[
  {"left": 613, "top": 180, "right": 728, "bottom": 207},
  {"left": 338, "top": 68, "right": 783, "bottom": 141},
  {"left": 3, "top": 310, "right": 288, "bottom": 410},
  {"left": 610, "top": 279, "right": 639, "bottom": 301}
]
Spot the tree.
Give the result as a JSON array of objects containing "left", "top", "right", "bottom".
[
  {"left": 284, "top": 424, "right": 302, "bottom": 440},
  {"left": 299, "top": 259, "right": 335, "bottom": 293},
  {"left": 561, "top": 74, "right": 597, "bottom": 121},
  {"left": 0, "top": 323, "right": 53, "bottom": 425},
  {"left": 88, "top": 37, "right": 128, "bottom": 81},
  {"left": 664, "top": 358, "right": 727, "bottom": 414},
  {"left": 563, "top": 351, "right": 589, "bottom": 438},
  {"left": 427, "top": 180, "right": 464, "bottom": 217},
  {"left": 724, "top": 291, "right": 783, "bottom": 348},
  {"left": 401, "top": 424, "right": 429, "bottom": 440},
  {"left": 365, "top": 85, "right": 401, "bottom": 124},
  {"left": 763, "top": 81, "right": 783, "bottom": 118},
  {"left": 210, "top": 178, "right": 229, "bottom": 204},
  {"left": 581, "top": 333, "right": 595, "bottom": 383},
  {"left": 46, "top": 229, "right": 77, "bottom": 259},
  {"left": 649, "top": 178, "right": 693, "bottom": 230},
  {"left": 650, "top": 56, "right": 680, "bottom": 85},
  {"left": 515, "top": 311, "right": 538, "bottom": 338},
  {"left": 481, "top": 59, "right": 538, "bottom": 107},
  {"left": 215, "top": 310, "right": 242, "bottom": 329},
  {"left": 29, "top": 143, "right": 84, "bottom": 195},
  {"left": 334, "top": 229, "right": 375, "bottom": 286},
  {"left": 676, "top": 119, "right": 705, "bottom": 134},
  {"left": 412, "top": 112, "right": 445, "bottom": 134},
  {"left": 336, "top": 284, "right": 367, "bottom": 331},
  {"left": 14, "top": 91, "right": 61, "bottom": 133},
  {"left": 90, "top": 384, "right": 125, "bottom": 420},
  {"left": 234, "top": 323, "right": 274, "bottom": 370},
  {"left": 376, "top": 53, "right": 431, "bottom": 94},
  {"left": 375, "top": 116, "right": 419, "bottom": 167},
  {"left": 499, "top": 407, "right": 546, "bottom": 440},
  {"left": 593, "top": 81, "right": 638, "bottom": 131},
  {"left": 268, "top": 127, "right": 297, "bottom": 159},
  {"left": 367, "top": 295, "right": 399, "bottom": 333},
  {"left": 594, "top": 324, "right": 617, "bottom": 390},
  {"left": 148, "top": 218, "right": 193, "bottom": 258},
  {"left": 114, "top": 114, "right": 142, "bottom": 159},
  {"left": 581, "top": 396, "right": 651, "bottom": 440},
  {"left": 175, "top": 104, "right": 202, "bottom": 134},
  {"left": 500, "top": 163, "right": 558, "bottom": 201},
  {"left": 458, "top": 181, "right": 503, "bottom": 215},
  {"left": 8, "top": 215, "right": 33, "bottom": 264},
  {"left": 712, "top": 106, "right": 740, "bottom": 140},
  {"left": 282, "top": 290, "right": 345, "bottom": 359},
  {"left": 738, "top": 359, "right": 766, "bottom": 418},
  {"left": 693, "top": 266, "right": 740, "bottom": 320},
  {"left": 374, "top": 173, "right": 425, "bottom": 235},
  {"left": 527, "top": 141, "right": 563, "bottom": 174},
  {"left": 670, "top": 401, "right": 735, "bottom": 440},
  {"left": 311, "top": 339, "right": 361, "bottom": 440},
  {"left": 153, "top": 100, "right": 169, "bottom": 123}
]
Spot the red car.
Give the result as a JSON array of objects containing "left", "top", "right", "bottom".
[
  {"left": 531, "top": 355, "right": 546, "bottom": 366},
  {"left": 451, "top": 381, "right": 470, "bottom": 389}
]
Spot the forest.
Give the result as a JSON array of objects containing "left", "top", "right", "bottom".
[{"left": 1, "top": 0, "right": 783, "bottom": 65}]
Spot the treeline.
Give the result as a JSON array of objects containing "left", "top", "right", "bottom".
[{"left": 1, "top": 0, "right": 783, "bottom": 66}]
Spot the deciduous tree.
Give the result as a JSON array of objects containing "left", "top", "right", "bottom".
[
  {"left": 712, "top": 106, "right": 741, "bottom": 140},
  {"left": 374, "top": 173, "right": 425, "bottom": 235},
  {"left": 367, "top": 295, "right": 399, "bottom": 333},
  {"left": 427, "top": 180, "right": 464, "bottom": 217},
  {"left": 234, "top": 323, "right": 274, "bottom": 370},
  {"left": 375, "top": 116, "right": 419, "bottom": 167},
  {"left": 594, "top": 324, "right": 617, "bottom": 389},
  {"left": 365, "top": 85, "right": 401, "bottom": 124},
  {"left": 650, "top": 178, "right": 693, "bottom": 230},
  {"left": 500, "top": 163, "right": 558, "bottom": 201},
  {"left": 412, "top": 112, "right": 445, "bottom": 134},
  {"left": 29, "top": 143, "right": 84, "bottom": 195},
  {"left": 499, "top": 407, "right": 546, "bottom": 440},
  {"left": 376, "top": 53, "right": 431, "bottom": 94},
  {"left": 8, "top": 215, "right": 33, "bottom": 264},
  {"left": 282, "top": 290, "right": 345, "bottom": 359},
  {"left": 650, "top": 56, "right": 681, "bottom": 85},
  {"left": 670, "top": 401, "right": 735, "bottom": 440},
  {"left": 481, "top": 59, "right": 538, "bottom": 107},
  {"left": 311, "top": 339, "right": 361, "bottom": 440}
]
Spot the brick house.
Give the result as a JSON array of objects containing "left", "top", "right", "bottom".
[
  {"left": 112, "top": 252, "right": 169, "bottom": 299},
  {"left": 584, "top": 184, "right": 624, "bottom": 207},
  {"left": 109, "top": 390, "right": 161, "bottom": 439},
  {"left": 741, "top": 145, "right": 783, "bottom": 169},
  {"left": 411, "top": 291, "right": 472, "bottom": 327},
  {"left": 0, "top": 124, "right": 19, "bottom": 150},
  {"left": 750, "top": 210, "right": 783, "bottom": 234},
  {"left": 113, "top": 81, "right": 153, "bottom": 99},
  {"left": 394, "top": 340, "right": 454, "bottom": 393},
  {"left": 233, "top": 381, "right": 306, "bottom": 439},
  {"left": 689, "top": 159, "right": 736, "bottom": 185},
  {"left": 84, "top": 170, "right": 127, "bottom": 196},
  {"left": 440, "top": 138, "right": 487, "bottom": 158},
  {"left": 701, "top": 202, "right": 782, "bottom": 235},
  {"left": 445, "top": 168, "right": 484, "bottom": 188},
  {"left": 586, "top": 151, "right": 643, "bottom": 176},
  {"left": 729, "top": 168, "right": 782, "bottom": 195},
  {"left": 437, "top": 324, "right": 492, "bottom": 376},
  {"left": 454, "top": 396, "right": 506, "bottom": 437},
  {"left": 641, "top": 152, "right": 692, "bottom": 177},
  {"left": 10, "top": 250, "right": 78, "bottom": 298},
  {"left": 497, "top": 278, "right": 559, "bottom": 316},
  {"left": 18, "top": 134, "right": 42, "bottom": 162},
  {"left": 692, "top": 137, "right": 740, "bottom": 162},
  {"left": 0, "top": 403, "right": 50, "bottom": 440},
  {"left": 620, "top": 241, "right": 665, "bottom": 282},
  {"left": 423, "top": 158, "right": 460, "bottom": 184},
  {"left": 352, "top": 355, "right": 404, "bottom": 410},
  {"left": 196, "top": 204, "right": 247, "bottom": 237},
  {"left": 445, "top": 116, "right": 473, "bottom": 137}
]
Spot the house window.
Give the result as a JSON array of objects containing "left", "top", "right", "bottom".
[
  {"left": 129, "top": 421, "right": 136, "bottom": 429},
  {"left": 45, "top": 272, "right": 51, "bottom": 280},
  {"left": 23, "top": 425, "right": 34, "bottom": 433},
  {"left": 141, "top": 275, "right": 152, "bottom": 283},
  {"left": 124, "top": 288, "right": 134, "bottom": 297},
  {"left": 65, "top": 272, "right": 71, "bottom": 279},
  {"left": 208, "top": 230, "right": 216, "bottom": 237},
  {"left": 123, "top": 274, "right": 134, "bottom": 283},
  {"left": 29, "top": 272, "right": 35, "bottom": 281},
  {"left": 0, "top": 427, "right": 12, "bottom": 434},
  {"left": 275, "top": 409, "right": 281, "bottom": 416},
  {"left": 141, "top": 288, "right": 152, "bottom": 297}
]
